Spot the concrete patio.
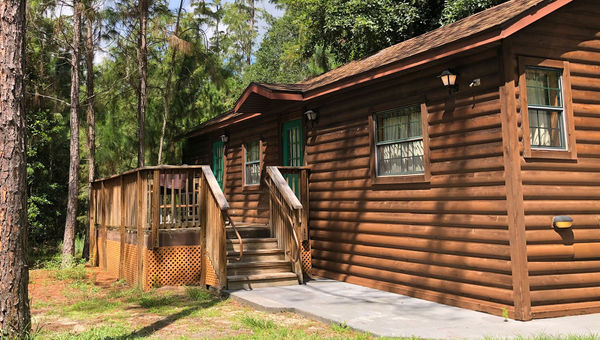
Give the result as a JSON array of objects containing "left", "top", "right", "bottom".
[{"left": 228, "top": 278, "right": 600, "bottom": 339}]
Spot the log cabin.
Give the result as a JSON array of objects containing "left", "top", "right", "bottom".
[{"left": 91, "top": 0, "right": 600, "bottom": 322}]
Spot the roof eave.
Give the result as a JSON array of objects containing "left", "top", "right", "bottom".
[
  {"left": 301, "top": 0, "right": 574, "bottom": 101},
  {"left": 233, "top": 82, "right": 304, "bottom": 113}
]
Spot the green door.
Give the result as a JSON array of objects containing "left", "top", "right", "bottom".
[
  {"left": 212, "top": 141, "right": 224, "bottom": 188},
  {"left": 282, "top": 119, "right": 303, "bottom": 197}
]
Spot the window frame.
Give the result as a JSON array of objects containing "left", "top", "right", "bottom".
[
  {"left": 369, "top": 99, "right": 431, "bottom": 185},
  {"left": 242, "top": 139, "right": 263, "bottom": 189},
  {"left": 518, "top": 56, "right": 577, "bottom": 160}
]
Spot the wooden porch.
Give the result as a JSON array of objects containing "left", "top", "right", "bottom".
[{"left": 89, "top": 165, "right": 310, "bottom": 290}]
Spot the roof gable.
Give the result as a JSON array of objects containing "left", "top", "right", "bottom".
[{"left": 184, "top": 0, "right": 575, "bottom": 138}]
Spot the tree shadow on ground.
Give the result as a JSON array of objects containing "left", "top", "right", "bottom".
[{"left": 109, "top": 293, "right": 223, "bottom": 339}]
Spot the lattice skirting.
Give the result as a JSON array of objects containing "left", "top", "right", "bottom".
[
  {"left": 144, "top": 246, "right": 204, "bottom": 290},
  {"left": 301, "top": 240, "right": 312, "bottom": 275},
  {"left": 203, "top": 254, "right": 220, "bottom": 287}
]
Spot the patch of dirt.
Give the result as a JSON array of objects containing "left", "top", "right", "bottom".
[
  {"left": 29, "top": 267, "right": 366, "bottom": 339},
  {"left": 29, "top": 270, "right": 70, "bottom": 311}
]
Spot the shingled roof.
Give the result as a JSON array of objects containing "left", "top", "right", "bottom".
[
  {"left": 183, "top": 0, "right": 572, "bottom": 138},
  {"left": 296, "top": 0, "right": 550, "bottom": 92}
]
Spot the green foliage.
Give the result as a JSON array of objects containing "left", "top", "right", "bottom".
[
  {"left": 138, "top": 293, "right": 173, "bottom": 309},
  {"left": 46, "top": 323, "right": 131, "bottom": 340},
  {"left": 240, "top": 315, "right": 277, "bottom": 330},
  {"left": 440, "top": 0, "right": 508, "bottom": 25},
  {"left": 42, "top": 255, "right": 87, "bottom": 281},
  {"left": 23, "top": 0, "right": 510, "bottom": 252},
  {"left": 332, "top": 322, "right": 351, "bottom": 333},
  {"left": 184, "top": 286, "right": 211, "bottom": 301}
]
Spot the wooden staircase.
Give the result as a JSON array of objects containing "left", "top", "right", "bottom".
[{"left": 225, "top": 223, "right": 300, "bottom": 290}]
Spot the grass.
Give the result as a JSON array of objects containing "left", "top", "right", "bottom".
[
  {"left": 29, "top": 263, "right": 379, "bottom": 339},
  {"left": 240, "top": 315, "right": 277, "bottom": 330},
  {"left": 27, "top": 251, "right": 600, "bottom": 340},
  {"left": 485, "top": 336, "right": 600, "bottom": 340}
]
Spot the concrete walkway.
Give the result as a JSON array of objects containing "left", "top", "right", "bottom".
[{"left": 228, "top": 279, "right": 600, "bottom": 339}]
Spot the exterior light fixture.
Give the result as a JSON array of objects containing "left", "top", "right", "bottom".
[
  {"left": 219, "top": 134, "right": 229, "bottom": 143},
  {"left": 304, "top": 109, "right": 318, "bottom": 121},
  {"left": 439, "top": 69, "right": 458, "bottom": 93},
  {"left": 553, "top": 215, "right": 573, "bottom": 229}
]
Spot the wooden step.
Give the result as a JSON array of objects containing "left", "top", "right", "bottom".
[
  {"left": 226, "top": 225, "right": 270, "bottom": 239},
  {"left": 227, "top": 272, "right": 299, "bottom": 290},
  {"left": 227, "top": 260, "right": 291, "bottom": 276},
  {"left": 227, "top": 248, "right": 285, "bottom": 263},
  {"left": 226, "top": 238, "right": 278, "bottom": 252}
]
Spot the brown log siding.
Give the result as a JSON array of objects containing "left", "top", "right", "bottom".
[
  {"left": 181, "top": 0, "right": 600, "bottom": 320},
  {"left": 304, "top": 48, "right": 514, "bottom": 316},
  {"left": 511, "top": 0, "right": 600, "bottom": 318}
]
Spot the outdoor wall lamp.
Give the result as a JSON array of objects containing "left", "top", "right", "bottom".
[
  {"left": 219, "top": 134, "right": 229, "bottom": 143},
  {"left": 439, "top": 69, "right": 458, "bottom": 93},
  {"left": 304, "top": 109, "right": 318, "bottom": 121},
  {"left": 553, "top": 215, "right": 573, "bottom": 229}
]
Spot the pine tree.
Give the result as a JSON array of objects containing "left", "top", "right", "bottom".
[
  {"left": 0, "top": 0, "right": 31, "bottom": 334},
  {"left": 62, "top": 0, "right": 82, "bottom": 267},
  {"left": 137, "top": 0, "right": 148, "bottom": 168}
]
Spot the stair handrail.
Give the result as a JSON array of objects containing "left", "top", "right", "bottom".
[
  {"left": 224, "top": 213, "right": 243, "bottom": 261},
  {"left": 200, "top": 166, "right": 244, "bottom": 278},
  {"left": 265, "top": 166, "right": 302, "bottom": 274},
  {"left": 265, "top": 181, "right": 301, "bottom": 263}
]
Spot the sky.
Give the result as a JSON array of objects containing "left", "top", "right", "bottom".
[
  {"left": 167, "top": 0, "right": 284, "bottom": 41},
  {"left": 89, "top": 0, "right": 283, "bottom": 63},
  {"left": 53, "top": 0, "right": 283, "bottom": 64}
]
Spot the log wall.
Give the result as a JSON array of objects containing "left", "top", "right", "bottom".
[
  {"left": 180, "top": 0, "right": 600, "bottom": 319},
  {"left": 184, "top": 111, "right": 300, "bottom": 225},
  {"left": 303, "top": 47, "right": 517, "bottom": 317},
  {"left": 510, "top": 0, "right": 600, "bottom": 318}
]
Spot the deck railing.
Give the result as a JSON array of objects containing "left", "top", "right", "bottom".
[
  {"left": 265, "top": 166, "right": 307, "bottom": 283},
  {"left": 89, "top": 165, "right": 240, "bottom": 289}
]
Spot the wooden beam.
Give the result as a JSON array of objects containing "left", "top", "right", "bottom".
[
  {"left": 119, "top": 175, "right": 125, "bottom": 279},
  {"left": 499, "top": 40, "right": 531, "bottom": 321},
  {"left": 201, "top": 166, "right": 229, "bottom": 210},
  {"left": 137, "top": 171, "right": 144, "bottom": 289},
  {"left": 266, "top": 167, "right": 302, "bottom": 210},
  {"left": 89, "top": 184, "right": 97, "bottom": 266},
  {"left": 300, "top": 169, "right": 309, "bottom": 241},
  {"left": 152, "top": 170, "right": 160, "bottom": 249},
  {"left": 199, "top": 172, "right": 207, "bottom": 287}
]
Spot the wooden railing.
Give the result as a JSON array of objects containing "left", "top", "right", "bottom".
[
  {"left": 89, "top": 165, "right": 241, "bottom": 289},
  {"left": 265, "top": 166, "right": 307, "bottom": 283},
  {"left": 198, "top": 166, "right": 242, "bottom": 287},
  {"left": 278, "top": 166, "right": 310, "bottom": 242}
]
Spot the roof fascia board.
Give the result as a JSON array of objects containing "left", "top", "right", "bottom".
[
  {"left": 302, "top": 0, "right": 574, "bottom": 101},
  {"left": 234, "top": 83, "right": 304, "bottom": 112},
  {"left": 183, "top": 112, "right": 263, "bottom": 139}
]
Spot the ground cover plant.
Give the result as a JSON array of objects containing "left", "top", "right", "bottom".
[
  {"left": 27, "top": 264, "right": 600, "bottom": 340},
  {"left": 28, "top": 263, "right": 379, "bottom": 340}
]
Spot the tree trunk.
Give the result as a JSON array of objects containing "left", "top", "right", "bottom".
[
  {"left": 0, "top": 0, "right": 31, "bottom": 334},
  {"left": 247, "top": 0, "right": 254, "bottom": 65},
  {"left": 137, "top": 0, "right": 148, "bottom": 168},
  {"left": 83, "top": 6, "right": 96, "bottom": 261},
  {"left": 158, "top": 0, "right": 184, "bottom": 165},
  {"left": 62, "top": 0, "right": 82, "bottom": 267}
]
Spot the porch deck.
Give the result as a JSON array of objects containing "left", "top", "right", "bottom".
[{"left": 88, "top": 165, "right": 311, "bottom": 291}]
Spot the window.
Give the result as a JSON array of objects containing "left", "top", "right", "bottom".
[
  {"left": 244, "top": 140, "right": 261, "bottom": 186},
  {"left": 519, "top": 57, "right": 576, "bottom": 160},
  {"left": 212, "top": 140, "right": 224, "bottom": 188},
  {"left": 374, "top": 105, "right": 424, "bottom": 176},
  {"left": 525, "top": 67, "right": 566, "bottom": 149}
]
